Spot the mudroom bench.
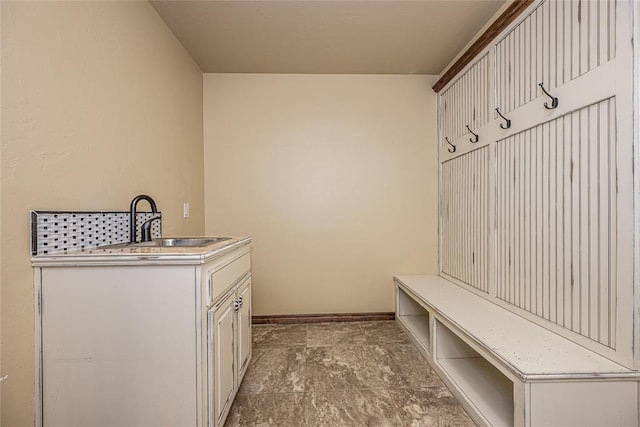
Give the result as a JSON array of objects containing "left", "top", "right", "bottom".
[{"left": 394, "top": 275, "right": 640, "bottom": 427}]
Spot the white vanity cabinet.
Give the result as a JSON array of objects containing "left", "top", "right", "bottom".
[{"left": 33, "top": 238, "right": 251, "bottom": 427}]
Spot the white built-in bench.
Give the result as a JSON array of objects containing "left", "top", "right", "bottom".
[{"left": 395, "top": 275, "right": 640, "bottom": 427}]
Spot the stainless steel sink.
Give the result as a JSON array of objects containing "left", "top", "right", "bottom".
[
  {"left": 101, "top": 237, "right": 231, "bottom": 249},
  {"left": 133, "top": 237, "right": 231, "bottom": 247}
]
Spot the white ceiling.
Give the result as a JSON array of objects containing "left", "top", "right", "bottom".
[{"left": 150, "top": 0, "right": 506, "bottom": 75}]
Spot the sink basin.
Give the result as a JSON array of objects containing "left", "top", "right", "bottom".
[
  {"left": 101, "top": 237, "right": 232, "bottom": 249},
  {"left": 133, "top": 237, "right": 231, "bottom": 247}
]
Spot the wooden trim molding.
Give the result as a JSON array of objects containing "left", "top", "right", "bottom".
[
  {"left": 252, "top": 312, "right": 395, "bottom": 324},
  {"left": 432, "top": 0, "right": 534, "bottom": 93}
]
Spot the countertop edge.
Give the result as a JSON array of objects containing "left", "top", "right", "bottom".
[{"left": 31, "top": 236, "right": 252, "bottom": 267}]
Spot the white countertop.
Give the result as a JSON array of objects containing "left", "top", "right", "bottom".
[{"left": 31, "top": 236, "right": 252, "bottom": 267}]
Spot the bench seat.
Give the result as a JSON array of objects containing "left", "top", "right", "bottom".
[{"left": 394, "top": 275, "right": 640, "bottom": 427}]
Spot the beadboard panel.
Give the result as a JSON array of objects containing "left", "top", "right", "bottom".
[
  {"left": 496, "top": 0, "right": 617, "bottom": 115},
  {"left": 440, "top": 53, "right": 491, "bottom": 144},
  {"left": 495, "top": 98, "right": 617, "bottom": 348},
  {"left": 441, "top": 147, "right": 491, "bottom": 293},
  {"left": 437, "top": 0, "right": 637, "bottom": 367}
]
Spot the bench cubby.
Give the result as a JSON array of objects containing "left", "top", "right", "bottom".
[
  {"left": 396, "top": 286, "right": 431, "bottom": 354},
  {"left": 434, "top": 318, "right": 514, "bottom": 426}
]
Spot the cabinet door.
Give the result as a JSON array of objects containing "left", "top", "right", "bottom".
[
  {"left": 236, "top": 278, "right": 252, "bottom": 382},
  {"left": 208, "top": 292, "right": 236, "bottom": 427}
]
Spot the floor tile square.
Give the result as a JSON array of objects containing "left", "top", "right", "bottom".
[
  {"left": 305, "top": 344, "right": 401, "bottom": 391},
  {"left": 388, "top": 387, "right": 475, "bottom": 427},
  {"left": 360, "top": 320, "right": 411, "bottom": 345},
  {"left": 225, "top": 392, "right": 305, "bottom": 426},
  {"left": 384, "top": 344, "right": 446, "bottom": 389},
  {"left": 306, "top": 322, "right": 367, "bottom": 347},
  {"left": 252, "top": 324, "right": 307, "bottom": 348},
  {"left": 238, "top": 347, "right": 306, "bottom": 394},
  {"left": 303, "top": 389, "right": 402, "bottom": 427}
]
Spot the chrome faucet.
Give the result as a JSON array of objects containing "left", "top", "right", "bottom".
[{"left": 130, "top": 194, "right": 158, "bottom": 243}]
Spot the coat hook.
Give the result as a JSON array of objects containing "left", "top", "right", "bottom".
[
  {"left": 445, "top": 137, "right": 456, "bottom": 153},
  {"left": 495, "top": 108, "right": 511, "bottom": 129},
  {"left": 465, "top": 125, "right": 479, "bottom": 143},
  {"left": 538, "top": 82, "right": 558, "bottom": 109}
]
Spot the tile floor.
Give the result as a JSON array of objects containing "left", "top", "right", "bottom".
[{"left": 224, "top": 321, "right": 475, "bottom": 426}]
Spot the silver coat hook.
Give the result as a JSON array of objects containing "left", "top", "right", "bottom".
[
  {"left": 538, "top": 82, "right": 558, "bottom": 109},
  {"left": 465, "top": 125, "right": 479, "bottom": 143}
]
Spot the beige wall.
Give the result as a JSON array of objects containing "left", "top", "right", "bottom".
[
  {"left": 1, "top": 2, "right": 204, "bottom": 425},
  {"left": 204, "top": 74, "right": 438, "bottom": 315},
  {"left": 0, "top": 2, "right": 3, "bottom": 422}
]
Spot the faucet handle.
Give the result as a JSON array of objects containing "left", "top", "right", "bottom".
[{"left": 140, "top": 216, "right": 161, "bottom": 242}]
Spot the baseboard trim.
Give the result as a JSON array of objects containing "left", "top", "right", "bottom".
[{"left": 252, "top": 312, "right": 395, "bottom": 325}]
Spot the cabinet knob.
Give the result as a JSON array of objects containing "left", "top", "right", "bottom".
[{"left": 233, "top": 300, "right": 240, "bottom": 312}]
